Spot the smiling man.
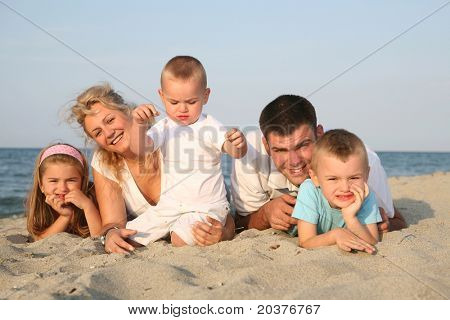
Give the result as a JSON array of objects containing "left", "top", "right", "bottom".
[{"left": 231, "top": 95, "right": 406, "bottom": 234}]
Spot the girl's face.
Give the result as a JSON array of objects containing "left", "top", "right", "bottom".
[
  {"left": 40, "top": 163, "right": 82, "bottom": 199},
  {"left": 84, "top": 102, "right": 133, "bottom": 156}
]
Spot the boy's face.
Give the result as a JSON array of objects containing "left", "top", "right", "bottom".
[
  {"left": 158, "top": 77, "right": 210, "bottom": 126},
  {"left": 310, "top": 152, "right": 368, "bottom": 209}
]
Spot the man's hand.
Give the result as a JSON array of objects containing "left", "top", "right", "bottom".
[{"left": 261, "top": 194, "right": 297, "bottom": 231}]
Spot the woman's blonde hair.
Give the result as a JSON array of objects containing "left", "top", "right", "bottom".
[
  {"left": 26, "top": 144, "right": 91, "bottom": 240},
  {"left": 68, "top": 83, "right": 159, "bottom": 183}
]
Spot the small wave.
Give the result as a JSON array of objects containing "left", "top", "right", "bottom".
[{"left": 0, "top": 196, "right": 26, "bottom": 217}]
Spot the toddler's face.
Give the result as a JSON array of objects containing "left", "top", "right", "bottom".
[
  {"left": 310, "top": 153, "right": 368, "bottom": 209},
  {"left": 159, "top": 77, "right": 209, "bottom": 126},
  {"left": 40, "top": 163, "right": 82, "bottom": 199}
]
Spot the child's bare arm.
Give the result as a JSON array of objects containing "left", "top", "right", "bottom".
[
  {"left": 65, "top": 189, "right": 102, "bottom": 237},
  {"left": 222, "top": 128, "right": 247, "bottom": 158},
  {"left": 129, "top": 104, "right": 159, "bottom": 155},
  {"left": 344, "top": 218, "right": 379, "bottom": 245},
  {"left": 298, "top": 220, "right": 376, "bottom": 253},
  {"left": 34, "top": 195, "right": 74, "bottom": 240},
  {"left": 34, "top": 215, "right": 73, "bottom": 240},
  {"left": 83, "top": 201, "right": 102, "bottom": 237},
  {"left": 342, "top": 183, "right": 379, "bottom": 245},
  {"left": 298, "top": 220, "right": 334, "bottom": 248}
]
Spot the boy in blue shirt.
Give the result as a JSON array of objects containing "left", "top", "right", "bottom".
[{"left": 293, "top": 129, "right": 382, "bottom": 253}]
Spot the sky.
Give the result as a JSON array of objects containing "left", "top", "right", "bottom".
[{"left": 0, "top": 0, "right": 449, "bottom": 151}]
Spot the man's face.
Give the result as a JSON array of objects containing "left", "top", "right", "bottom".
[{"left": 263, "top": 124, "right": 322, "bottom": 186}]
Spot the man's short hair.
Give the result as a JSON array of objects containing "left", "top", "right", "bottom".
[
  {"left": 259, "top": 95, "right": 317, "bottom": 139},
  {"left": 311, "top": 129, "right": 368, "bottom": 172},
  {"left": 161, "top": 56, "right": 207, "bottom": 89}
]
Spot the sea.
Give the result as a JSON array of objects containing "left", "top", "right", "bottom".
[{"left": 1, "top": 148, "right": 449, "bottom": 218}]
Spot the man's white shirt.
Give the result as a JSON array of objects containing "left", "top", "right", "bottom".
[{"left": 231, "top": 130, "right": 395, "bottom": 218}]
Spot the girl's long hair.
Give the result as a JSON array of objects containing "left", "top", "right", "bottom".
[{"left": 26, "top": 144, "right": 91, "bottom": 240}]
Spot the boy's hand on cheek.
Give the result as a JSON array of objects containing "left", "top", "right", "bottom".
[{"left": 341, "top": 183, "right": 368, "bottom": 220}]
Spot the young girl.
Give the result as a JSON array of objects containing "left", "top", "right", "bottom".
[{"left": 26, "top": 143, "right": 102, "bottom": 240}]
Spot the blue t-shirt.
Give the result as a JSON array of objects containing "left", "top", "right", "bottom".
[{"left": 292, "top": 179, "right": 382, "bottom": 234}]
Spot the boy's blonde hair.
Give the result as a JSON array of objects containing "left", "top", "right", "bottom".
[
  {"left": 68, "top": 83, "right": 159, "bottom": 183},
  {"left": 311, "top": 129, "right": 369, "bottom": 173},
  {"left": 26, "top": 144, "right": 91, "bottom": 240},
  {"left": 161, "top": 56, "right": 207, "bottom": 89}
]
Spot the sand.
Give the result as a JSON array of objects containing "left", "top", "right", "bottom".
[{"left": 1, "top": 172, "right": 449, "bottom": 300}]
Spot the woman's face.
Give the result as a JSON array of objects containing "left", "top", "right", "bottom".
[{"left": 84, "top": 102, "right": 133, "bottom": 155}]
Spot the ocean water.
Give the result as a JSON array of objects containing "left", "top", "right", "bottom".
[{"left": 1, "top": 148, "right": 449, "bottom": 218}]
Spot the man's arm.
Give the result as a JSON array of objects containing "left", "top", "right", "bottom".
[
  {"left": 378, "top": 206, "right": 407, "bottom": 233},
  {"left": 235, "top": 194, "right": 297, "bottom": 231},
  {"left": 390, "top": 207, "right": 407, "bottom": 231},
  {"left": 236, "top": 207, "right": 269, "bottom": 231}
]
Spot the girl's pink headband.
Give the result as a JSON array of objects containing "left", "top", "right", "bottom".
[{"left": 39, "top": 144, "right": 84, "bottom": 167}]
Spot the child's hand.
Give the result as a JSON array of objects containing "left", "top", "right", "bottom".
[
  {"left": 192, "top": 216, "right": 223, "bottom": 246},
  {"left": 225, "top": 128, "right": 247, "bottom": 158},
  {"left": 132, "top": 104, "right": 160, "bottom": 125},
  {"left": 226, "top": 128, "right": 246, "bottom": 149},
  {"left": 64, "top": 189, "right": 92, "bottom": 210},
  {"left": 333, "top": 228, "right": 375, "bottom": 254},
  {"left": 45, "top": 194, "right": 74, "bottom": 217},
  {"left": 341, "top": 183, "right": 369, "bottom": 220}
]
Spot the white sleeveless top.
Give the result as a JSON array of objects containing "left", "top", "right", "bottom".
[{"left": 91, "top": 151, "right": 165, "bottom": 218}]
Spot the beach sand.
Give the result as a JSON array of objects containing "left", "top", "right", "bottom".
[{"left": 1, "top": 173, "right": 449, "bottom": 300}]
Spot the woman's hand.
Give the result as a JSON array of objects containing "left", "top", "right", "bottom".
[
  {"left": 104, "top": 228, "right": 138, "bottom": 254},
  {"left": 192, "top": 217, "right": 224, "bottom": 246}
]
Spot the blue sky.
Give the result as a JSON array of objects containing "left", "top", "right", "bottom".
[{"left": 1, "top": 0, "right": 449, "bottom": 151}]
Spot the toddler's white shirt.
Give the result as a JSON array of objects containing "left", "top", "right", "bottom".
[{"left": 147, "top": 113, "right": 229, "bottom": 211}]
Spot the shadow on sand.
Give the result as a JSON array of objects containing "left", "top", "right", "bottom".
[{"left": 394, "top": 197, "right": 434, "bottom": 226}]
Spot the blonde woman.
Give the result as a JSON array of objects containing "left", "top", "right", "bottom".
[{"left": 69, "top": 83, "right": 235, "bottom": 253}]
